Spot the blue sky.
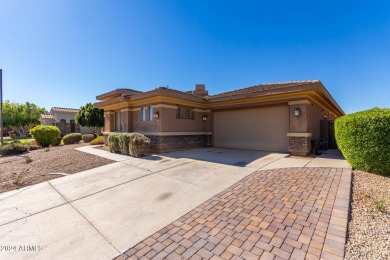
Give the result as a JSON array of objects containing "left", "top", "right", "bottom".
[{"left": 1, "top": 0, "right": 389, "bottom": 114}]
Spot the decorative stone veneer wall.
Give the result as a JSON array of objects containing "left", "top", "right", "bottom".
[
  {"left": 288, "top": 136, "right": 311, "bottom": 156},
  {"left": 55, "top": 123, "right": 80, "bottom": 136},
  {"left": 147, "top": 135, "right": 212, "bottom": 153},
  {"left": 102, "top": 134, "right": 212, "bottom": 153}
]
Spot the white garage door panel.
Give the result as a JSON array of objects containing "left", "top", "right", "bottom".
[{"left": 214, "top": 106, "right": 289, "bottom": 152}]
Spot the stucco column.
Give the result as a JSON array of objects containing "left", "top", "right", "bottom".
[
  {"left": 104, "top": 111, "right": 115, "bottom": 133},
  {"left": 120, "top": 108, "right": 133, "bottom": 132},
  {"left": 288, "top": 100, "right": 312, "bottom": 156}
]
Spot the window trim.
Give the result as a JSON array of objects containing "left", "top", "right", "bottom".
[
  {"left": 149, "top": 106, "right": 153, "bottom": 121},
  {"left": 176, "top": 106, "right": 193, "bottom": 119},
  {"left": 141, "top": 107, "right": 146, "bottom": 122}
]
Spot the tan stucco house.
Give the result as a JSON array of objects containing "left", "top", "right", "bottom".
[
  {"left": 39, "top": 107, "right": 94, "bottom": 136},
  {"left": 94, "top": 80, "right": 344, "bottom": 156}
]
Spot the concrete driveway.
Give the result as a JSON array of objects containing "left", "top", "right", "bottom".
[{"left": 0, "top": 147, "right": 350, "bottom": 259}]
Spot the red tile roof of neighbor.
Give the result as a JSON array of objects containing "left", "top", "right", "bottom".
[
  {"left": 40, "top": 113, "right": 54, "bottom": 119},
  {"left": 50, "top": 107, "right": 79, "bottom": 113}
]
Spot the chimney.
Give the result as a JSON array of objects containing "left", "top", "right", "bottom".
[{"left": 192, "top": 84, "right": 208, "bottom": 97}]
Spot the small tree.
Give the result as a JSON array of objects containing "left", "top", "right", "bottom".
[
  {"left": 2, "top": 100, "right": 46, "bottom": 137},
  {"left": 75, "top": 103, "right": 104, "bottom": 133}
]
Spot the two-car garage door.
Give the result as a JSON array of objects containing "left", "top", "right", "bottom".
[{"left": 214, "top": 106, "right": 289, "bottom": 152}]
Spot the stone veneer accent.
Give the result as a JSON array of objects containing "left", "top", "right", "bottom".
[
  {"left": 102, "top": 133, "right": 212, "bottom": 153},
  {"left": 147, "top": 135, "right": 212, "bottom": 153},
  {"left": 288, "top": 136, "right": 311, "bottom": 156}
]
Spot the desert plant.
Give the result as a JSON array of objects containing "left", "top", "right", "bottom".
[
  {"left": 90, "top": 136, "right": 105, "bottom": 145},
  {"left": 62, "top": 133, "right": 82, "bottom": 145},
  {"left": 24, "top": 155, "right": 33, "bottom": 163},
  {"left": 108, "top": 133, "right": 120, "bottom": 153},
  {"left": 82, "top": 134, "right": 95, "bottom": 143},
  {"left": 335, "top": 108, "right": 390, "bottom": 175},
  {"left": 374, "top": 199, "right": 386, "bottom": 212},
  {"left": 30, "top": 125, "right": 61, "bottom": 148},
  {"left": 118, "top": 133, "right": 132, "bottom": 155},
  {"left": 13, "top": 174, "right": 24, "bottom": 185},
  {"left": 129, "top": 133, "right": 151, "bottom": 157},
  {"left": 0, "top": 143, "right": 30, "bottom": 156}
]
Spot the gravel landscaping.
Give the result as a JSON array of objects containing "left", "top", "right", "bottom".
[
  {"left": 345, "top": 170, "right": 390, "bottom": 260},
  {"left": 0, "top": 143, "right": 114, "bottom": 193}
]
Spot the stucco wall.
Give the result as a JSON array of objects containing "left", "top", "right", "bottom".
[
  {"left": 289, "top": 104, "right": 308, "bottom": 133},
  {"left": 80, "top": 126, "right": 96, "bottom": 134},
  {"left": 40, "top": 118, "right": 55, "bottom": 125},
  {"left": 132, "top": 107, "right": 162, "bottom": 133},
  {"left": 53, "top": 112, "right": 76, "bottom": 123},
  {"left": 307, "top": 102, "right": 329, "bottom": 141},
  {"left": 160, "top": 107, "right": 212, "bottom": 132}
]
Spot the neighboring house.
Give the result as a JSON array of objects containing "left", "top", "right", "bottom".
[
  {"left": 39, "top": 107, "right": 94, "bottom": 136},
  {"left": 94, "top": 80, "right": 344, "bottom": 156}
]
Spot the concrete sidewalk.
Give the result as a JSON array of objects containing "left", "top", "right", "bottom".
[{"left": 0, "top": 147, "right": 350, "bottom": 260}]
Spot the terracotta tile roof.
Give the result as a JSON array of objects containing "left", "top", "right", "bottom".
[
  {"left": 205, "top": 80, "right": 320, "bottom": 101},
  {"left": 96, "top": 88, "right": 143, "bottom": 100},
  {"left": 40, "top": 113, "right": 54, "bottom": 119},
  {"left": 128, "top": 87, "right": 205, "bottom": 102},
  {"left": 50, "top": 107, "right": 79, "bottom": 113}
]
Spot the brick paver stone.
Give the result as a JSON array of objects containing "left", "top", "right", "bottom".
[{"left": 118, "top": 167, "right": 351, "bottom": 259}]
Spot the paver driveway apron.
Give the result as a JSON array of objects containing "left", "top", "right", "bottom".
[{"left": 0, "top": 147, "right": 288, "bottom": 260}]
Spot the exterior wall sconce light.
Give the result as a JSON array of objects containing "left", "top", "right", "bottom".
[
  {"left": 153, "top": 111, "right": 160, "bottom": 119},
  {"left": 294, "top": 108, "right": 300, "bottom": 116},
  {"left": 202, "top": 115, "right": 208, "bottom": 121}
]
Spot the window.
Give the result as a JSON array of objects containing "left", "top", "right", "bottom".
[
  {"left": 141, "top": 107, "right": 146, "bottom": 122},
  {"left": 149, "top": 106, "right": 153, "bottom": 121},
  {"left": 176, "top": 108, "right": 181, "bottom": 117},
  {"left": 176, "top": 106, "right": 193, "bottom": 119},
  {"left": 185, "top": 109, "right": 191, "bottom": 118}
]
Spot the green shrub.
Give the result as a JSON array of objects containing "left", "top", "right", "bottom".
[
  {"left": 0, "top": 143, "right": 30, "bottom": 156},
  {"left": 335, "top": 108, "right": 390, "bottom": 175},
  {"left": 129, "top": 133, "right": 151, "bottom": 157},
  {"left": 30, "top": 125, "right": 61, "bottom": 148},
  {"left": 118, "top": 133, "right": 132, "bottom": 155},
  {"left": 108, "top": 134, "right": 120, "bottom": 153},
  {"left": 54, "top": 137, "right": 62, "bottom": 146},
  {"left": 10, "top": 133, "right": 17, "bottom": 139},
  {"left": 82, "top": 134, "right": 95, "bottom": 143},
  {"left": 62, "top": 133, "right": 82, "bottom": 145},
  {"left": 90, "top": 136, "right": 105, "bottom": 145}
]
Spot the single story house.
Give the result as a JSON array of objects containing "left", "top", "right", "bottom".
[
  {"left": 39, "top": 107, "right": 94, "bottom": 136},
  {"left": 94, "top": 80, "right": 344, "bottom": 156}
]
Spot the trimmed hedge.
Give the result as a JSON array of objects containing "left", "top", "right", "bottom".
[
  {"left": 0, "top": 143, "right": 30, "bottom": 156},
  {"left": 118, "top": 133, "right": 132, "bottom": 155},
  {"left": 108, "top": 134, "right": 120, "bottom": 153},
  {"left": 63, "top": 133, "right": 82, "bottom": 145},
  {"left": 107, "top": 133, "right": 150, "bottom": 157},
  {"left": 82, "top": 134, "right": 95, "bottom": 143},
  {"left": 129, "top": 133, "right": 151, "bottom": 157},
  {"left": 335, "top": 108, "right": 390, "bottom": 175},
  {"left": 90, "top": 136, "right": 104, "bottom": 145},
  {"left": 30, "top": 125, "right": 61, "bottom": 148}
]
